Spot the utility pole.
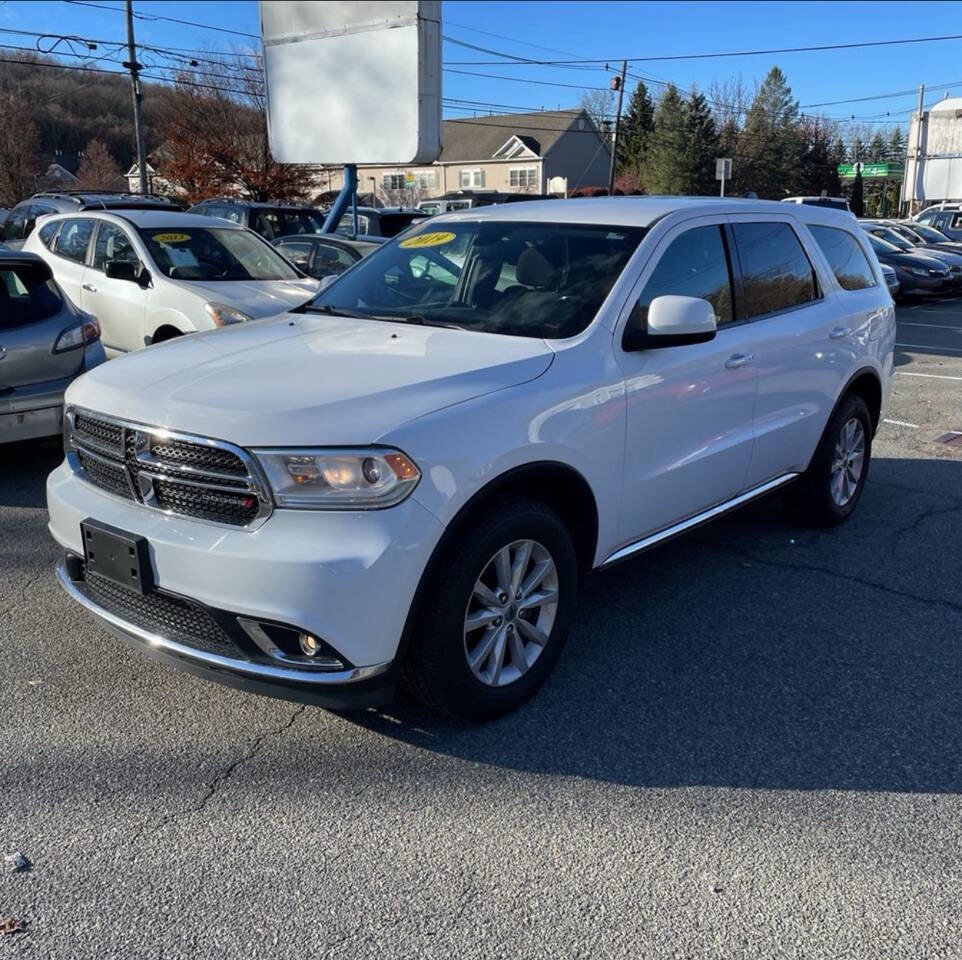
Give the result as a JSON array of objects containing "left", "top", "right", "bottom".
[
  {"left": 607, "top": 60, "right": 627, "bottom": 196},
  {"left": 125, "top": 0, "right": 148, "bottom": 194},
  {"left": 908, "top": 83, "right": 925, "bottom": 215}
]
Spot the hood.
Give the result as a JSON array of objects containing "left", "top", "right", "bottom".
[
  {"left": 178, "top": 277, "right": 320, "bottom": 318},
  {"left": 915, "top": 247, "right": 962, "bottom": 267},
  {"left": 879, "top": 250, "right": 950, "bottom": 270},
  {"left": 66, "top": 312, "right": 554, "bottom": 446}
]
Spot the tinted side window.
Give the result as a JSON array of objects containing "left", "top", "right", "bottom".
[
  {"left": 730, "top": 222, "right": 817, "bottom": 319},
  {"left": 55, "top": 219, "right": 96, "bottom": 264},
  {"left": 633, "top": 225, "right": 734, "bottom": 328},
  {"left": 275, "top": 239, "right": 313, "bottom": 270},
  {"left": 953, "top": 214, "right": 962, "bottom": 230},
  {"left": 93, "top": 223, "right": 139, "bottom": 270},
  {"left": 808, "top": 225, "right": 877, "bottom": 291},
  {"left": 6, "top": 205, "right": 29, "bottom": 239}
]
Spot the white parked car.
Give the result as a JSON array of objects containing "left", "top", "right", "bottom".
[
  {"left": 23, "top": 211, "right": 319, "bottom": 356},
  {"left": 47, "top": 198, "right": 895, "bottom": 720}
]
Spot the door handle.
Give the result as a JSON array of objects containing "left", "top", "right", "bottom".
[
  {"left": 82, "top": 283, "right": 97, "bottom": 293},
  {"left": 725, "top": 353, "right": 754, "bottom": 369},
  {"left": 829, "top": 326, "right": 851, "bottom": 340}
]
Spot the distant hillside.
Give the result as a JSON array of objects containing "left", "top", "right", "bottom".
[{"left": 0, "top": 53, "right": 172, "bottom": 174}]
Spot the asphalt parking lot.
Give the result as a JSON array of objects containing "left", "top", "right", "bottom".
[{"left": 2, "top": 300, "right": 962, "bottom": 959}]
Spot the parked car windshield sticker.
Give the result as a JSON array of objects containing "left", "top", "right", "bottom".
[
  {"left": 150, "top": 233, "right": 191, "bottom": 244},
  {"left": 399, "top": 231, "right": 456, "bottom": 249}
]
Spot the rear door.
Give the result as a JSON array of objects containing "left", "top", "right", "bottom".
[
  {"left": 82, "top": 221, "right": 148, "bottom": 356},
  {"left": 728, "top": 216, "right": 858, "bottom": 484},
  {"left": 49, "top": 218, "right": 96, "bottom": 307},
  {"left": 0, "top": 261, "right": 82, "bottom": 389}
]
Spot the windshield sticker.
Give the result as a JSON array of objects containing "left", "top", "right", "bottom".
[
  {"left": 399, "top": 231, "right": 456, "bottom": 249},
  {"left": 150, "top": 232, "right": 191, "bottom": 244}
]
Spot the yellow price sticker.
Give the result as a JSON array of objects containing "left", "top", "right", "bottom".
[
  {"left": 150, "top": 232, "right": 191, "bottom": 244},
  {"left": 399, "top": 231, "right": 456, "bottom": 249}
]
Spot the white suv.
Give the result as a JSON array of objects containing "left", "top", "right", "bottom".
[
  {"left": 23, "top": 210, "right": 319, "bottom": 356},
  {"left": 47, "top": 198, "right": 895, "bottom": 720}
]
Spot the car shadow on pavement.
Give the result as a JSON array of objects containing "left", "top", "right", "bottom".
[
  {"left": 349, "top": 455, "right": 962, "bottom": 795},
  {"left": 0, "top": 437, "right": 61, "bottom": 508}
]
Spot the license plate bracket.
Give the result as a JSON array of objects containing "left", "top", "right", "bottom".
[{"left": 80, "top": 519, "right": 153, "bottom": 594}]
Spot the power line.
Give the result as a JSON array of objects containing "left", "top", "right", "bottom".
[
  {"left": 445, "top": 32, "right": 962, "bottom": 66},
  {"left": 63, "top": 0, "right": 259, "bottom": 40}
]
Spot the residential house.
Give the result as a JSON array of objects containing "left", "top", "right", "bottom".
[{"left": 320, "top": 109, "right": 611, "bottom": 205}]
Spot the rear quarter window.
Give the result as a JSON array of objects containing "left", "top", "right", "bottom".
[
  {"left": 808, "top": 225, "right": 877, "bottom": 291},
  {"left": 730, "top": 221, "right": 818, "bottom": 319}
]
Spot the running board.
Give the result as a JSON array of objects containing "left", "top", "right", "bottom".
[{"left": 600, "top": 473, "right": 799, "bottom": 568}]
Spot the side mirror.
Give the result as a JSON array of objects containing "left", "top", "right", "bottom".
[
  {"left": 105, "top": 260, "right": 150, "bottom": 288},
  {"left": 623, "top": 295, "right": 717, "bottom": 351}
]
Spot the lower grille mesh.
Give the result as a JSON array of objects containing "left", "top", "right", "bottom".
[{"left": 79, "top": 569, "right": 236, "bottom": 656}]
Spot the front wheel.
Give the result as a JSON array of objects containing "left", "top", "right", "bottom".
[
  {"left": 785, "top": 392, "right": 873, "bottom": 527},
  {"left": 404, "top": 499, "right": 579, "bottom": 720}
]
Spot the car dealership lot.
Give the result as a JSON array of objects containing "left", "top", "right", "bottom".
[{"left": 2, "top": 300, "right": 962, "bottom": 958}]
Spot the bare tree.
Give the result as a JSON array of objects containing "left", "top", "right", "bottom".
[
  {"left": 580, "top": 87, "right": 615, "bottom": 133},
  {"left": 0, "top": 92, "right": 40, "bottom": 204},
  {"left": 707, "top": 75, "right": 753, "bottom": 130},
  {"left": 158, "top": 54, "right": 314, "bottom": 203},
  {"left": 76, "top": 139, "right": 123, "bottom": 190}
]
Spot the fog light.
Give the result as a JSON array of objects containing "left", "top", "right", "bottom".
[{"left": 298, "top": 632, "right": 321, "bottom": 657}]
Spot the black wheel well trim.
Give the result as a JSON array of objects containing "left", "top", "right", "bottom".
[
  {"left": 393, "top": 459, "right": 599, "bottom": 666},
  {"left": 151, "top": 323, "right": 183, "bottom": 343},
  {"left": 840, "top": 366, "right": 883, "bottom": 435}
]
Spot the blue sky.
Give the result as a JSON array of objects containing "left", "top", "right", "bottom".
[{"left": 2, "top": 0, "right": 961, "bottom": 132}]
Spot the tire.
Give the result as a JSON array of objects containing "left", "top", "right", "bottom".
[
  {"left": 403, "top": 498, "right": 579, "bottom": 721},
  {"left": 785, "top": 392, "right": 872, "bottom": 527}
]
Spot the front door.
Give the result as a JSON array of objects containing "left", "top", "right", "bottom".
[
  {"left": 615, "top": 219, "right": 757, "bottom": 546},
  {"left": 82, "top": 222, "right": 148, "bottom": 356}
]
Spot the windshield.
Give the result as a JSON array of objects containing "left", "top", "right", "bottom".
[
  {"left": 252, "top": 208, "right": 325, "bottom": 239},
  {"left": 865, "top": 231, "right": 901, "bottom": 255},
  {"left": 309, "top": 220, "right": 646, "bottom": 339},
  {"left": 872, "top": 226, "right": 912, "bottom": 250},
  {"left": 0, "top": 263, "right": 63, "bottom": 329},
  {"left": 912, "top": 223, "right": 950, "bottom": 243},
  {"left": 138, "top": 227, "right": 300, "bottom": 282}
]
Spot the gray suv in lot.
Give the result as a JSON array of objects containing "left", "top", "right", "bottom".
[
  {"left": 0, "top": 250, "right": 105, "bottom": 443},
  {"left": 0, "top": 192, "right": 182, "bottom": 250}
]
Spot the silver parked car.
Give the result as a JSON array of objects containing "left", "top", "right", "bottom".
[{"left": 1, "top": 250, "right": 105, "bottom": 443}]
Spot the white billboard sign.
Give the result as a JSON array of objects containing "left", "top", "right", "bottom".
[{"left": 260, "top": 1, "right": 441, "bottom": 165}]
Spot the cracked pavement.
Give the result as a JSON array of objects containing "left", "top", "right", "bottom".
[{"left": 2, "top": 300, "right": 962, "bottom": 958}]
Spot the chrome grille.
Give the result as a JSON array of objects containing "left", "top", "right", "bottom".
[{"left": 67, "top": 408, "right": 272, "bottom": 529}]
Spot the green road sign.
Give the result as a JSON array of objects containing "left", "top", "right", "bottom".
[{"left": 838, "top": 162, "right": 904, "bottom": 179}]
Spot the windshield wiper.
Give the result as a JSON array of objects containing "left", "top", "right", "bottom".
[{"left": 302, "top": 305, "right": 466, "bottom": 330}]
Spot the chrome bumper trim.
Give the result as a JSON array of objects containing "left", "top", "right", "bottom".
[
  {"left": 55, "top": 562, "right": 392, "bottom": 686},
  {"left": 601, "top": 473, "right": 799, "bottom": 567}
]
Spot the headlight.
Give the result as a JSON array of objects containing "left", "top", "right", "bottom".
[
  {"left": 205, "top": 302, "right": 253, "bottom": 327},
  {"left": 906, "top": 267, "right": 932, "bottom": 277},
  {"left": 254, "top": 448, "right": 420, "bottom": 509}
]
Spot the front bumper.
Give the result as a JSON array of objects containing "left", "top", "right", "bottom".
[{"left": 48, "top": 459, "right": 446, "bottom": 705}]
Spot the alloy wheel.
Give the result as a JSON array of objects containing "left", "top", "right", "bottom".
[
  {"left": 463, "top": 539, "right": 559, "bottom": 687},
  {"left": 830, "top": 417, "right": 866, "bottom": 506}
]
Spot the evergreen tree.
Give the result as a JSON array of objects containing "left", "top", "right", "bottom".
[
  {"left": 849, "top": 135, "right": 867, "bottom": 163},
  {"left": 736, "top": 66, "right": 803, "bottom": 197},
  {"left": 867, "top": 131, "right": 887, "bottom": 162},
  {"left": 617, "top": 81, "right": 654, "bottom": 177},
  {"left": 682, "top": 90, "right": 719, "bottom": 194},
  {"left": 799, "top": 117, "right": 842, "bottom": 197},
  {"left": 887, "top": 127, "right": 906, "bottom": 161},
  {"left": 644, "top": 84, "right": 688, "bottom": 194}
]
